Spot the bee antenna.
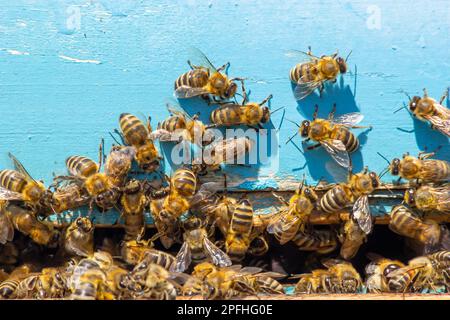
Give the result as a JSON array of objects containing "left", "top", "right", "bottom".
[
  {"left": 393, "top": 103, "right": 408, "bottom": 114},
  {"left": 270, "top": 106, "right": 285, "bottom": 115},
  {"left": 285, "top": 118, "right": 300, "bottom": 128},
  {"left": 377, "top": 152, "right": 391, "bottom": 165},
  {"left": 402, "top": 90, "right": 412, "bottom": 101},
  {"left": 345, "top": 50, "right": 352, "bottom": 62},
  {"left": 285, "top": 131, "right": 299, "bottom": 145}
]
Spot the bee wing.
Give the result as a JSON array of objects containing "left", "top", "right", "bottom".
[
  {"left": 285, "top": 49, "right": 320, "bottom": 60},
  {"left": 257, "top": 271, "right": 287, "bottom": 279},
  {"left": 190, "top": 182, "right": 222, "bottom": 206},
  {"left": 175, "top": 85, "right": 210, "bottom": 99},
  {"left": 422, "top": 114, "right": 450, "bottom": 137},
  {"left": 0, "top": 210, "right": 14, "bottom": 244},
  {"left": 352, "top": 195, "right": 373, "bottom": 235},
  {"left": 170, "top": 241, "right": 192, "bottom": 273},
  {"left": 321, "top": 139, "right": 351, "bottom": 169},
  {"left": 332, "top": 113, "right": 364, "bottom": 126},
  {"left": 266, "top": 209, "right": 290, "bottom": 234},
  {"left": 188, "top": 47, "right": 217, "bottom": 72},
  {"left": 8, "top": 153, "right": 36, "bottom": 182},
  {"left": 149, "top": 129, "right": 179, "bottom": 142},
  {"left": 238, "top": 266, "right": 264, "bottom": 275},
  {"left": 293, "top": 81, "right": 322, "bottom": 101},
  {"left": 0, "top": 187, "right": 24, "bottom": 201},
  {"left": 203, "top": 237, "right": 232, "bottom": 268},
  {"left": 165, "top": 99, "right": 192, "bottom": 120},
  {"left": 209, "top": 137, "right": 254, "bottom": 161},
  {"left": 321, "top": 258, "right": 349, "bottom": 268}
]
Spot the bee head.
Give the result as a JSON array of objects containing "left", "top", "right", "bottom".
[
  {"left": 183, "top": 216, "right": 202, "bottom": 230},
  {"left": 336, "top": 57, "right": 348, "bottom": 73},
  {"left": 300, "top": 120, "right": 311, "bottom": 137},
  {"left": 369, "top": 172, "right": 380, "bottom": 188},
  {"left": 224, "top": 81, "right": 238, "bottom": 99},
  {"left": 408, "top": 96, "right": 421, "bottom": 113},
  {"left": 404, "top": 188, "right": 416, "bottom": 207},
  {"left": 124, "top": 179, "right": 141, "bottom": 194},
  {"left": 95, "top": 189, "right": 119, "bottom": 210},
  {"left": 75, "top": 217, "right": 93, "bottom": 233},
  {"left": 390, "top": 158, "right": 400, "bottom": 176},
  {"left": 383, "top": 264, "right": 401, "bottom": 278},
  {"left": 261, "top": 106, "right": 271, "bottom": 123}
]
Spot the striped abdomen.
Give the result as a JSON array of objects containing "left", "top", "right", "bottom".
[
  {"left": 210, "top": 104, "right": 243, "bottom": 126},
  {"left": 331, "top": 125, "right": 359, "bottom": 153},
  {"left": 270, "top": 211, "right": 300, "bottom": 245},
  {"left": 293, "top": 229, "right": 337, "bottom": 253},
  {"left": 389, "top": 205, "right": 424, "bottom": 240},
  {"left": 320, "top": 184, "right": 352, "bottom": 213},
  {"left": 143, "top": 250, "right": 176, "bottom": 270},
  {"left": 174, "top": 69, "right": 209, "bottom": 91},
  {"left": 171, "top": 168, "right": 197, "bottom": 197},
  {"left": 119, "top": 113, "right": 148, "bottom": 147},
  {"left": 255, "top": 276, "right": 284, "bottom": 294},
  {"left": 123, "top": 213, "right": 145, "bottom": 241},
  {"left": 248, "top": 236, "right": 269, "bottom": 256},
  {"left": 421, "top": 160, "right": 450, "bottom": 182},
  {"left": 289, "top": 61, "right": 318, "bottom": 84},
  {"left": 429, "top": 251, "right": 450, "bottom": 266},
  {"left": 229, "top": 199, "right": 254, "bottom": 236},
  {"left": 388, "top": 268, "right": 417, "bottom": 292},
  {"left": 0, "top": 278, "right": 20, "bottom": 299},
  {"left": 66, "top": 156, "right": 98, "bottom": 178},
  {"left": 0, "top": 169, "right": 27, "bottom": 193},
  {"left": 159, "top": 114, "right": 187, "bottom": 132}
]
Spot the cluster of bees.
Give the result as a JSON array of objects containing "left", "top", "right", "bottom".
[{"left": 0, "top": 48, "right": 449, "bottom": 299}]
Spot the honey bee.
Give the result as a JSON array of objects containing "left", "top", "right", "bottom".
[
  {"left": 293, "top": 270, "right": 331, "bottom": 294},
  {"left": 338, "top": 217, "right": 366, "bottom": 260},
  {"left": 171, "top": 216, "right": 232, "bottom": 273},
  {"left": 118, "top": 113, "right": 162, "bottom": 172},
  {"left": 150, "top": 100, "right": 215, "bottom": 146},
  {"left": 365, "top": 253, "right": 405, "bottom": 293},
  {"left": 225, "top": 197, "right": 254, "bottom": 262},
  {"left": 404, "top": 185, "right": 450, "bottom": 214},
  {"left": 0, "top": 153, "right": 53, "bottom": 213},
  {"left": 388, "top": 205, "right": 446, "bottom": 252},
  {"left": 387, "top": 254, "right": 439, "bottom": 293},
  {"left": 398, "top": 88, "right": 450, "bottom": 137},
  {"left": 102, "top": 265, "right": 132, "bottom": 300},
  {"left": 293, "top": 227, "right": 338, "bottom": 254},
  {"left": 380, "top": 151, "right": 450, "bottom": 183},
  {"left": 320, "top": 167, "right": 380, "bottom": 235},
  {"left": 0, "top": 264, "right": 35, "bottom": 299},
  {"left": 131, "top": 263, "right": 177, "bottom": 300},
  {"left": 104, "top": 145, "right": 135, "bottom": 187},
  {"left": 50, "top": 182, "right": 90, "bottom": 214},
  {"left": 121, "top": 238, "right": 175, "bottom": 270},
  {"left": 3, "top": 204, "right": 59, "bottom": 247},
  {"left": 170, "top": 167, "right": 198, "bottom": 197},
  {"left": 35, "top": 267, "right": 68, "bottom": 299},
  {"left": 287, "top": 104, "right": 370, "bottom": 169},
  {"left": 120, "top": 179, "right": 147, "bottom": 241},
  {"left": 63, "top": 217, "right": 94, "bottom": 258},
  {"left": 288, "top": 47, "right": 351, "bottom": 100},
  {"left": 322, "top": 259, "right": 362, "bottom": 293},
  {"left": 174, "top": 48, "right": 241, "bottom": 101},
  {"left": 210, "top": 80, "right": 275, "bottom": 128},
  {"left": 64, "top": 146, "right": 120, "bottom": 211},
  {"left": 194, "top": 136, "right": 255, "bottom": 173},
  {"left": 268, "top": 179, "right": 318, "bottom": 245}
]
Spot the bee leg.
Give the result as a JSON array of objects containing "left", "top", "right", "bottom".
[
  {"left": 216, "top": 62, "right": 230, "bottom": 73},
  {"left": 113, "top": 129, "right": 127, "bottom": 145},
  {"left": 350, "top": 125, "right": 372, "bottom": 129},
  {"left": 187, "top": 60, "right": 198, "bottom": 70},
  {"left": 147, "top": 116, "right": 153, "bottom": 133},
  {"left": 259, "top": 94, "right": 273, "bottom": 106},
  {"left": 439, "top": 88, "right": 448, "bottom": 105},
  {"left": 319, "top": 83, "right": 325, "bottom": 97},
  {"left": 313, "top": 104, "right": 319, "bottom": 120},
  {"left": 328, "top": 103, "right": 337, "bottom": 120},
  {"left": 306, "top": 143, "right": 321, "bottom": 150},
  {"left": 395, "top": 177, "right": 402, "bottom": 185}
]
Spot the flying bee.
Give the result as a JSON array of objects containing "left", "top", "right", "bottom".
[
  {"left": 323, "top": 259, "right": 363, "bottom": 293},
  {"left": 171, "top": 216, "right": 232, "bottom": 273},
  {"left": 320, "top": 166, "right": 380, "bottom": 235},
  {"left": 287, "top": 104, "right": 370, "bottom": 169},
  {"left": 210, "top": 80, "right": 276, "bottom": 128},
  {"left": 118, "top": 113, "right": 162, "bottom": 172},
  {"left": 288, "top": 47, "right": 351, "bottom": 100},
  {"left": 225, "top": 197, "right": 255, "bottom": 262},
  {"left": 174, "top": 48, "right": 242, "bottom": 101},
  {"left": 63, "top": 217, "right": 94, "bottom": 258},
  {"left": 379, "top": 150, "right": 450, "bottom": 183},
  {"left": 63, "top": 143, "right": 120, "bottom": 211},
  {"left": 3, "top": 204, "right": 59, "bottom": 247},
  {"left": 338, "top": 217, "right": 366, "bottom": 260},
  {"left": 193, "top": 136, "right": 255, "bottom": 173},
  {"left": 404, "top": 185, "right": 450, "bottom": 215},
  {"left": 365, "top": 253, "right": 405, "bottom": 293},
  {"left": 268, "top": 178, "right": 318, "bottom": 245},
  {"left": 0, "top": 153, "right": 54, "bottom": 214},
  {"left": 104, "top": 145, "right": 135, "bottom": 187},
  {"left": 120, "top": 179, "right": 147, "bottom": 241},
  {"left": 388, "top": 205, "right": 448, "bottom": 253},
  {"left": 150, "top": 100, "right": 215, "bottom": 146},
  {"left": 292, "top": 227, "right": 338, "bottom": 254},
  {"left": 396, "top": 88, "right": 450, "bottom": 137}
]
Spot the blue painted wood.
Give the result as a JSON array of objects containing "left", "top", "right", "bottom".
[{"left": 0, "top": 1, "right": 448, "bottom": 207}]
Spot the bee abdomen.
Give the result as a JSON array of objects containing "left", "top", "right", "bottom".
[
  {"left": 71, "top": 282, "right": 98, "bottom": 300},
  {"left": 332, "top": 127, "right": 359, "bottom": 153},
  {"left": 257, "top": 277, "right": 284, "bottom": 294},
  {"left": 320, "top": 185, "right": 350, "bottom": 213},
  {"left": 0, "top": 170, "right": 27, "bottom": 192},
  {"left": 210, "top": 105, "right": 242, "bottom": 126},
  {"left": 66, "top": 156, "right": 98, "bottom": 178},
  {"left": 119, "top": 113, "right": 148, "bottom": 146},
  {"left": 290, "top": 63, "right": 314, "bottom": 84},
  {"left": 230, "top": 209, "right": 253, "bottom": 235},
  {"left": 160, "top": 115, "right": 186, "bottom": 132},
  {"left": 172, "top": 169, "right": 197, "bottom": 197},
  {"left": 175, "top": 69, "right": 208, "bottom": 90},
  {"left": 0, "top": 279, "right": 20, "bottom": 299}
]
